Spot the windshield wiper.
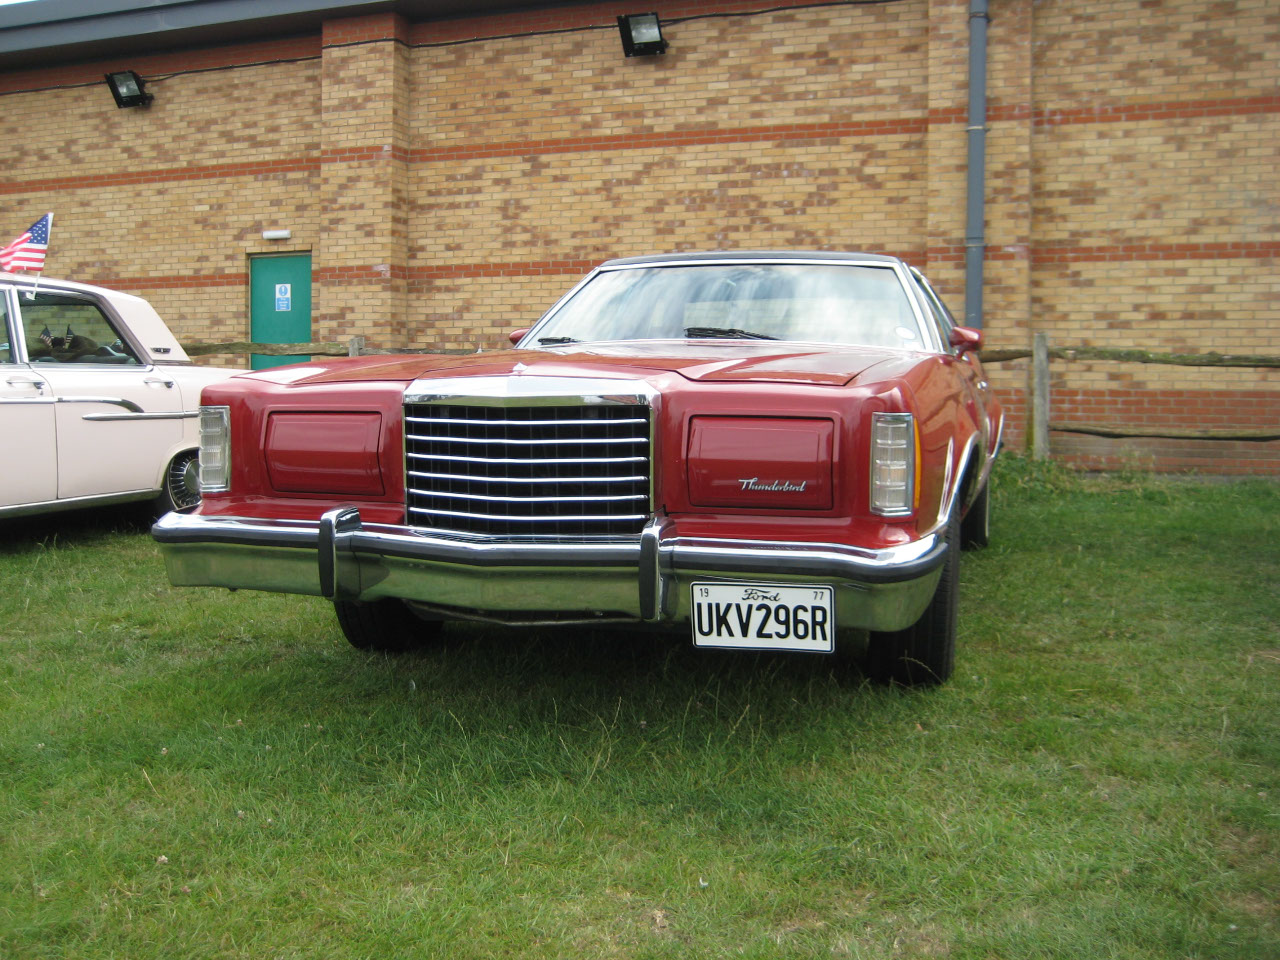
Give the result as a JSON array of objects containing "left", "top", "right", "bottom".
[
  {"left": 537, "top": 336, "right": 580, "bottom": 345},
  {"left": 684, "top": 326, "right": 779, "bottom": 341}
]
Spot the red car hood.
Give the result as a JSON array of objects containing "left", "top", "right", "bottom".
[{"left": 239, "top": 341, "right": 918, "bottom": 388}]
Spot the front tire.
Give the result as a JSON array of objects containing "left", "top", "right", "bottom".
[
  {"left": 334, "top": 599, "right": 443, "bottom": 653},
  {"left": 863, "top": 511, "right": 959, "bottom": 686},
  {"left": 960, "top": 477, "right": 990, "bottom": 550}
]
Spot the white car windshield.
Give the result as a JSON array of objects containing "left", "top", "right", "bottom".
[{"left": 533, "top": 263, "right": 927, "bottom": 349}]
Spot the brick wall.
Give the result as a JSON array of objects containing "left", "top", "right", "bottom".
[
  {"left": 408, "top": 0, "right": 934, "bottom": 349},
  {"left": 1024, "top": 0, "right": 1279, "bottom": 473},
  {"left": 0, "top": 0, "right": 1275, "bottom": 469}
]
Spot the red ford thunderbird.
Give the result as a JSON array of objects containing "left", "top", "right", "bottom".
[{"left": 153, "top": 252, "right": 1002, "bottom": 685}]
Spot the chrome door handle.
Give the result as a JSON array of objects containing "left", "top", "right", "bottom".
[
  {"left": 144, "top": 377, "right": 176, "bottom": 389},
  {"left": 5, "top": 376, "right": 44, "bottom": 393}
]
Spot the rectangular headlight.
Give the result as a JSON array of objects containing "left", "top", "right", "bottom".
[
  {"left": 198, "top": 405, "right": 231, "bottom": 493},
  {"left": 870, "top": 412, "right": 915, "bottom": 517}
]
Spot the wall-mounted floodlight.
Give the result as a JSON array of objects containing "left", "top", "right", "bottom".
[
  {"left": 262, "top": 229, "right": 292, "bottom": 241},
  {"left": 618, "top": 13, "right": 666, "bottom": 57},
  {"left": 105, "top": 71, "right": 153, "bottom": 108}
]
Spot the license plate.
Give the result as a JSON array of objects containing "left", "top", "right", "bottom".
[{"left": 691, "top": 582, "right": 834, "bottom": 653}]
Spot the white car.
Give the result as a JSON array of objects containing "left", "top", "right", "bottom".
[{"left": 1, "top": 273, "right": 237, "bottom": 519}]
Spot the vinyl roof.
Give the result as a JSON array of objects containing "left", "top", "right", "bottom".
[{"left": 602, "top": 251, "right": 904, "bottom": 268}]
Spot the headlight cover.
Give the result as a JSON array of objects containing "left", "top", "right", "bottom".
[
  {"left": 265, "top": 412, "right": 384, "bottom": 496},
  {"left": 198, "top": 405, "right": 231, "bottom": 493},
  {"left": 687, "top": 416, "right": 833, "bottom": 510},
  {"left": 870, "top": 412, "right": 915, "bottom": 517}
]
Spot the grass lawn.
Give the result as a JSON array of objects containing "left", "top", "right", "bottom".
[{"left": 1, "top": 458, "right": 1276, "bottom": 959}]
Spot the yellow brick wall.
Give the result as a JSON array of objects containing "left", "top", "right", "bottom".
[
  {"left": 1029, "top": 0, "right": 1280, "bottom": 401},
  {"left": 0, "top": 55, "right": 322, "bottom": 355}
]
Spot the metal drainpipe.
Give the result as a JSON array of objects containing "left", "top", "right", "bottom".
[{"left": 964, "top": 0, "right": 990, "bottom": 329}]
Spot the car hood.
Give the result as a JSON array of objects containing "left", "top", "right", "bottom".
[{"left": 237, "top": 341, "right": 922, "bottom": 389}]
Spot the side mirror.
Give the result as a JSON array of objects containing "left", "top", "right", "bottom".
[
  {"left": 508, "top": 328, "right": 530, "bottom": 346},
  {"left": 949, "top": 326, "right": 982, "bottom": 354}
]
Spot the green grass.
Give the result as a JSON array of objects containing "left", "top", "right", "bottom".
[{"left": 1, "top": 459, "right": 1276, "bottom": 959}]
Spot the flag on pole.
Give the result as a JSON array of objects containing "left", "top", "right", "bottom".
[{"left": 0, "top": 213, "right": 52, "bottom": 274}]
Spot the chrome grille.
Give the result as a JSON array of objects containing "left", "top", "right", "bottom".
[{"left": 404, "top": 401, "right": 652, "bottom": 536}]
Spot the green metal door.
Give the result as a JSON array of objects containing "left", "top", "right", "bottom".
[{"left": 250, "top": 254, "right": 312, "bottom": 370}]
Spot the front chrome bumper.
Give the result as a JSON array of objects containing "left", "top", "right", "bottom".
[{"left": 152, "top": 508, "right": 947, "bottom": 632}]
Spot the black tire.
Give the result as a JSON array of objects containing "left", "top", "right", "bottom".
[
  {"left": 154, "top": 449, "right": 201, "bottom": 515},
  {"left": 960, "top": 477, "right": 990, "bottom": 550},
  {"left": 334, "top": 598, "right": 443, "bottom": 653},
  {"left": 864, "top": 511, "right": 959, "bottom": 686}
]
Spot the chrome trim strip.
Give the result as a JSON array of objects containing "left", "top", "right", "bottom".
[
  {"left": 602, "top": 255, "right": 905, "bottom": 271},
  {"left": 408, "top": 506, "right": 649, "bottom": 523},
  {"left": 942, "top": 434, "right": 977, "bottom": 525},
  {"left": 406, "top": 433, "right": 644, "bottom": 447},
  {"left": 59, "top": 396, "right": 145, "bottom": 413},
  {"left": 0, "top": 396, "right": 160, "bottom": 415},
  {"left": 662, "top": 534, "right": 944, "bottom": 584},
  {"left": 417, "top": 489, "right": 646, "bottom": 505},
  {"left": 82, "top": 410, "right": 198, "bottom": 422},
  {"left": 154, "top": 513, "right": 642, "bottom": 566},
  {"left": 1, "top": 488, "right": 157, "bottom": 519},
  {"left": 408, "top": 453, "right": 646, "bottom": 465},
  {"left": 409, "top": 470, "right": 647, "bottom": 485},
  {"left": 349, "top": 527, "right": 641, "bottom": 567},
  {"left": 406, "top": 375, "right": 659, "bottom": 406},
  {"left": 407, "top": 415, "right": 649, "bottom": 427}
]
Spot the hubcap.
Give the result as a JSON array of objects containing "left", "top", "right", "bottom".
[{"left": 169, "top": 453, "right": 202, "bottom": 510}]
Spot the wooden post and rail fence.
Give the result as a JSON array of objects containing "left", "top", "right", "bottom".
[{"left": 183, "top": 335, "right": 1280, "bottom": 461}]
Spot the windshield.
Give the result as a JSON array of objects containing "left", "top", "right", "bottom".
[{"left": 531, "top": 263, "right": 929, "bottom": 350}]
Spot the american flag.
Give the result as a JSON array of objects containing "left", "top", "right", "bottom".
[{"left": 0, "top": 213, "right": 52, "bottom": 273}]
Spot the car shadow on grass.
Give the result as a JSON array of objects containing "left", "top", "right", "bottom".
[
  {"left": 329, "top": 617, "right": 880, "bottom": 711},
  {"left": 0, "top": 503, "right": 155, "bottom": 553}
]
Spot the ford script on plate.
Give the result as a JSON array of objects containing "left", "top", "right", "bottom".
[{"left": 691, "top": 582, "right": 835, "bottom": 653}]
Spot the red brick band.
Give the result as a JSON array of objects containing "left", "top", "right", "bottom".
[{"left": 1033, "top": 241, "right": 1280, "bottom": 264}]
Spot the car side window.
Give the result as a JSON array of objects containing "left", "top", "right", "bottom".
[
  {"left": 20, "top": 292, "right": 140, "bottom": 365},
  {"left": 1, "top": 294, "right": 11, "bottom": 363},
  {"left": 909, "top": 272, "right": 955, "bottom": 351}
]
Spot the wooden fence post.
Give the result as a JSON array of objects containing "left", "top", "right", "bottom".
[
  {"left": 1032, "top": 332, "right": 1050, "bottom": 460},
  {"left": 348, "top": 336, "right": 366, "bottom": 357}
]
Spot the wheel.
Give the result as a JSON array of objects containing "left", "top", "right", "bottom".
[
  {"left": 864, "top": 511, "right": 959, "bottom": 686},
  {"left": 334, "top": 598, "right": 443, "bottom": 653},
  {"left": 154, "top": 449, "right": 201, "bottom": 515},
  {"left": 960, "top": 477, "right": 990, "bottom": 550}
]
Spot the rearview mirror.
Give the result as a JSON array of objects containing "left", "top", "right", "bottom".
[
  {"left": 509, "top": 328, "right": 530, "bottom": 346},
  {"left": 949, "top": 326, "right": 982, "bottom": 354}
]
